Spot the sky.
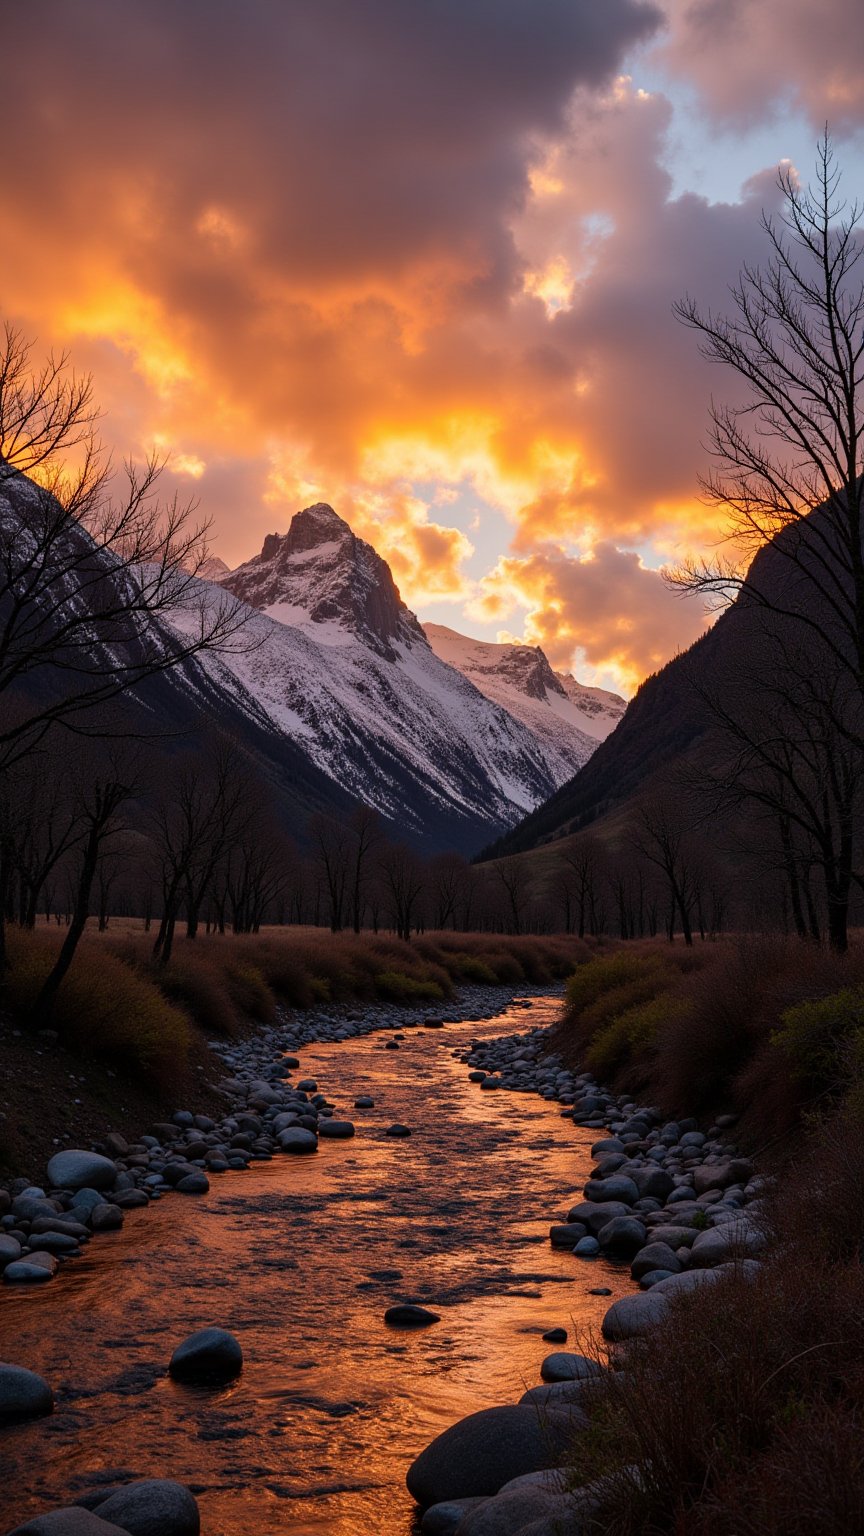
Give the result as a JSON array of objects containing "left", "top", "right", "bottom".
[{"left": 2, "top": 1, "right": 863, "bottom": 694}]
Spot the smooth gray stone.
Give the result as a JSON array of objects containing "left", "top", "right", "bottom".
[
  {"left": 688, "top": 1224, "right": 765, "bottom": 1268},
  {"left": 406, "top": 1405, "right": 575, "bottom": 1505},
  {"left": 630, "top": 1242, "right": 681, "bottom": 1280},
  {"left": 385, "top": 1305, "right": 440, "bottom": 1327},
  {"left": 70, "top": 1189, "right": 106, "bottom": 1215},
  {"left": 519, "top": 1381, "right": 592, "bottom": 1412},
  {"left": 168, "top": 1328, "right": 243, "bottom": 1385},
  {"left": 566, "top": 1201, "right": 629, "bottom": 1235},
  {"left": 455, "top": 1484, "right": 575, "bottom": 1536},
  {"left": 0, "top": 1236, "right": 22, "bottom": 1268},
  {"left": 30, "top": 1219, "right": 89, "bottom": 1240},
  {"left": 386, "top": 1124, "right": 412, "bottom": 1136},
  {"left": 631, "top": 1167, "right": 675, "bottom": 1202},
  {"left": 584, "top": 1176, "right": 639, "bottom": 1206},
  {"left": 420, "top": 1497, "right": 488, "bottom": 1534},
  {"left": 277, "top": 1128, "right": 318, "bottom": 1154},
  {"left": 601, "top": 1291, "right": 669, "bottom": 1341},
  {"left": 93, "top": 1481, "right": 200, "bottom": 1536},
  {"left": 597, "top": 1216, "right": 647, "bottom": 1257},
  {"left": 548, "top": 1223, "right": 586, "bottom": 1248},
  {"left": 573, "top": 1236, "right": 600, "bottom": 1258},
  {"left": 175, "top": 1174, "right": 209, "bottom": 1195},
  {"left": 89, "top": 1205, "right": 123, "bottom": 1232},
  {"left": 26, "top": 1233, "right": 79, "bottom": 1255},
  {"left": 0, "top": 1362, "right": 54, "bottom": 1424},
  {"left": 46, "top": 1152, "right": 117, "bottom": 1192},
  {"left": 539, "top": 1352, "right": 603, "bottom": 1383},
  {"left": 6, "top": 1511, "right": 127, "bottom": 1536},
  {"left": 4, "top": 1256, "right": 58, "bottom": 1284},
  {"left": 354, "top": 1097, "right": 374, "bottom": 1108},
  {"left": 317, "top": 1121, "right": 355, "bottom": 1138}
]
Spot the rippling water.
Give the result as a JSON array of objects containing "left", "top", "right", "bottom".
[{"left": 0, "top": 994, "right": 632, "bottom": 1534}]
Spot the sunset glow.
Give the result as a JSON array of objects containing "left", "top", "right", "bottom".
[{"left": 2, "top": 0, "right": 863, "bottom": 692}]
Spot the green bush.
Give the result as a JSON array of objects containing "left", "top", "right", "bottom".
[
  {"left": 772, "top": 986, "right": 864, "bottom": 1093},
  {"left": 586, "top": 993, "right": 689, "bottom": 1081},
  {"left": 374, "top": 970, "right": 445, "bottom": 1001},
  {"left": 449, "top": 952, "right": 499, "bottom": 985}
]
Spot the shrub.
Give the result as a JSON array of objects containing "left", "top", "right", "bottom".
[
  {"left": 5, "top": 931, "right": 189, "bottom": 1086},
  {"left": 586, "top": 993, "right": 690, "bottom": 1084},
  {"left": 447, "top": 952, "right": 499, "bottom": 985},
  {"left": 374, "top": 970, "right": 445, "bottom": 1001},
  {"left": 772, "top": 986, "right": 864, "bottom": 1094}
]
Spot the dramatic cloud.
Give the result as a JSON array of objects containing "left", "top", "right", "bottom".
[
  {"left": 2, "top": 1, "right": 856, "bottom": 690},
  {"left": 660, "top": 0, "right": 864, "bottom": 130},
  {"left": 476, "top": 542, "right": 707, "bottom": 691}
]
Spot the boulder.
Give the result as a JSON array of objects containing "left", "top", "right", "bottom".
[
  {"left": 385, "top": 1305, "right": 440, "bottom": 1327},
  {"left": 175, "top": 1174, "right": 209, "bottom": 1195},
  {"left": 0, "top": 1363, "right": 54, "bottom": 1424},
  {"left": 45, "top": 1151, "right": 117, "bottom": 1193},
  {"left": 6, "top": 1513, "right": 127, "bottom": 1536},
  {"left": 601, "top": 1291, "right": 669, "bottom": 1341},
  {"left": 631, "top": 1168, "right": 675, "bottom": 1202},
  {"left": 0, "top": 1237, "right": 22, "bottom": 1269},
  {"left": 277, "top": 1128, "right": 318, "bottom": 1154},
  {"left": 539, "top": 1352, "right": 603, "bottom": 1383},
  {"left": 420, "top": 1499, "right": 488, "bottom": 1534},
  {"left": 689, "top": 1225, "right": 765, "bottom": 1268},
  {"left": 406, "top": 1405, "right": 575, "bottom": 1506},
  {"left": 4, "top": 1257, "right": 58, "bottom": 1284},
  {"left": 89, "top": 1205, "right": 123, "bottom": 1232},
  {"left": 584, "top": 1176, "right": 639, "bottom": 1206},
  {"left": 317, "top": 1121, "right": 355, "bottom": 1139},
  {"left": 93, "top": 1481, "right": 199, "bottom": 1536},
  {"left": 566, "top": 1201, "right": 629, "bottom": 1235},
  {"left": 168, "top": 1328, "right": 243, "bottom": 1385},
  {"left": 454, "top": 1483, "right": 574, "bottom": 1536},
  {"left": 548, "top": 1224, "right": 586, "bottom": 1248},
  {"left": 630, "top": 1243, "right": 681, "bottom": 1281},
  {"left": 597, "top": 1217, "right": 647, "bottom": 1258}
]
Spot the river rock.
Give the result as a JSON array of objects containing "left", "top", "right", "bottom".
[
  {"left": 584, "top": 1176, "right": 639, "bottom": 1206},
  {"left": 688, "top": 1224, "right": 765, "bottom": 1268},
  {"left": 46, "top": 1152, "right": 117, "bottom": 1193},
  {"left": 541, "top": 1328, "right": 567, "bottom": 1343},
  {"left": 573, "top": 1235, "right": 600, "bottom": 1257},
  {"left": 539, "top": 1352, "right": 603, "bottom": 1383},
  {"left": 597, "top": 1216, "right": 647, "bottom": 1257},
  {"left": 630, "top": 1243, "right": 681, "bottom": 1281},
  {"left": 0, "top": 1236, "right": 22, "bottom": 1269},
  {"left": 6, "top": 1512, "right": 128, "bottom": 1536},
  {"left": 420, "top": 1498, "right": 488, "bottom": 1534},
  {"left": 89, "top": 1205, "right": 123, "bottom": 1232},
  {"left": 317, "top": 1121, "right": 355, "bottom": 1138},
  {"left": 354, "top": 1097, "right": 374, "bottom": 1108},
  {"left": 566, "top": 1201, "right": 629, "bottom": 1235},
  {"left": 601, "top": 1291, "right": 669, "bottom": 1341},
  {"left": 386, "top": 1124, "right": 412, "bottom": 1137},
  {"left": 4, "top": 1256, "right": 58, "bottom": 1284},
  {"left": 168, "top": 1328, "right": 243, "bottom": 1385},
  {"left": 277, "top": 1128, "right": 318, "bottom": 1154},
  {"left": 385, "top": 1305, "right": 440, "bottom": 1327},
  {"left": 548, "top": 1224, "right": 586, "bottom": 1248},
  {"left": 631, "top": 1168, "right": 675, "bottom": 1202},
  {"left": 175, "top": 1174, "right": 209, "bottom": 1195},
  {"left": 406, "top": 1405, "right": 575, "bottom": 1505},
  {"left": 0, "top": 1363, "right": 54, "bottom": 1424},
  {"left": 92, "top": 1480, "right": 200, "bottom": 1536},
  {"left": 454, "top": 1483, "right": 573, "bottom": 1536}
]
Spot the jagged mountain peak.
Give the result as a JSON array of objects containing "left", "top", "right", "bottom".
[{"left": 223, "top": 502, "right": 424, "bottom": 659}]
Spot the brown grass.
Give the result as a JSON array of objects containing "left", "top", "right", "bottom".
[
  {"left": 569, "top": 1105, "right": 864, "bottom": 1536},
  {"left": 551, "top": 934, "right": 864, "bottom": 1144}
]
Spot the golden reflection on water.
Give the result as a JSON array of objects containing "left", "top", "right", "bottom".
[{"left": 0, "top": 997, "right": 633, "bottom": 1534}]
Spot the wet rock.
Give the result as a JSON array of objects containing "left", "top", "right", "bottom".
[
  {"left": 601, "top": 1291, "right": 669, "bottom": 1341},
  {"left": 539, "top": 1352, "right": 603, "bottom": 1383},
  {"left": 92, "top": 1480, "right": 200, "bottom": 1536},
  {"left": 549, "top": 1223, "right": 586, "bottom": 1248},
  {"left": 584, "top": 1176, "right": 639, "bottom": 1206},
  {"left": 175, "top": 1173, "right": 209, "bottom": 1195},
  {"left": 317, "top": 1121, "right": 355, "bottom": 1138},
  {"left": 168, "top": 1328, "right": 243, "bottom": 1385},
  {"left": 0, "top": 1363, "right": 54, "bottom": 1424},
  {"left": 688, "top": 1224, "right": 765, "bottom": 1268},
  {"left": 420, "top": 1498, "right": 488, "bottom": 1534},
  {"left": 46, "top": 1151, "right": 117, "bottom": 1193},
  {"left": 597, "top": 1216, "right": 647, "bottom": 1258},
  {"left": 0, "top": 1236, "right": 22, "bottom": 1269},
  {"left": 541, "top": 1328, "right": 567, "bottom": 1343},
  {"left": 573, "top": 1236, "right": 600, "bottom": 1258},
  {"left": 385, "top": 1305, "right": 440, "bottom": 1327},
  {"left": 406, "top": 1405, "right": 575, "bottom": 1505},
  {"left": 354, "top": 1097, "right": 374, "bottom": 1108},
  {"left": 630, "top": 1243, "right": 682, "bottom": 1281},
  {"left": 89, "top": 1205, "right": 124, "bottom": 1233},
  {"left": 6, "top": 1513, "right": 126, "bottom": 1536},
  {"left": 566, "top": 1201, "right": 629, "bottom": 1235},
  {"left": 386, "top": 1124, "right": 412, "bottom": 1137},
  {"left": 277, "top": 1128, "right": 318, "bottom": 1154},
  {"left": 4, "top": 1255, "right": 58, "bottom": 1284}
]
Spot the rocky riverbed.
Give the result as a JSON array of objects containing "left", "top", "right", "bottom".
[
  {"left": 405, "top": 1022, "right": 769, "bottom": 1535},
  {"left": 0, "top": 989, "right": 766, "bottom": 1536}
]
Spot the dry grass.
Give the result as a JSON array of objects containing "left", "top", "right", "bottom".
[{"left": 552, "top": 935, "right": 864, "bottom": 1140}]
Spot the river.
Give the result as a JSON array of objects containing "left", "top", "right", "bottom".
[{"left": 0, "top": 993, "right": 631, "bottom": 1534}]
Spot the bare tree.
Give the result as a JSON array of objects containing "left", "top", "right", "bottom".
[
  {"left": 309, "top": 814, "right": 351, "bottom": 932},
  {"left": 0, "top": 325, "right": 252, "bottom": 978},
  {"left": 631, "top": 793, "right": 697, "bottom": 945},
  {"left": 346, "top": 805, "right": 383, "bottom": 933},
  {"left": 672, "top": 134, "right": 864, "bottom": 727},
  {"left": 380, "top": 843, "right": 425, "bottom": 941},
  {"left": 428, "top": 851, "right": 470, "bottom": 930}
]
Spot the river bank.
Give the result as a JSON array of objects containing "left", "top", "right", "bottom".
[{"left": 0, "top": 989, "right": 640, "bottom": 1535}]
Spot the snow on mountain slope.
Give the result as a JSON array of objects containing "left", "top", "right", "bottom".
[
  {"left": 177, "top": 503, "right": 576, "bottom": 848},
  {"left": 423, "top": 623, "right": 625, "bottom": 784}
]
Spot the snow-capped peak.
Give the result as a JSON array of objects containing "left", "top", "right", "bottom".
[{"left": 222, "top": 502, "right": 425, "bottom": 659}]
